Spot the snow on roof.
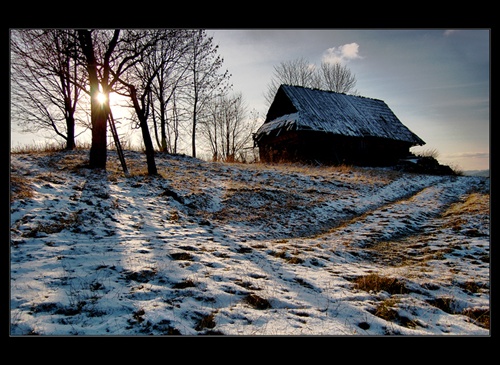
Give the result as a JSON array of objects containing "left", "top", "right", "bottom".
[
  {"left": 254, "top": 112, "right": 300, "bottom": 137},
  {"left": 256, "top": 85, "right": 425, "bottom": 145}
]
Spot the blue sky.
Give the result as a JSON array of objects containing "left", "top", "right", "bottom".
[{"left": 209, "top": 29, "right": 490, "bottom": 171}]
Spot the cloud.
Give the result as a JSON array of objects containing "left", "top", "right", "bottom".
[
  {"left": 443, "top": 30, "right": 459, "bottom": 37},
  {"left": 444, "top": 152, "right": 489, "bottom": 159},
  {"left": 322, "top": 43, "right": 362, "bottom": 64}
]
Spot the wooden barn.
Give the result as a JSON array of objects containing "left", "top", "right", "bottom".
[{"left": 253, "top": 85, "right": 425, "bottom": 166}]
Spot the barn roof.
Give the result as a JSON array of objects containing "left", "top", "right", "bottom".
[{"left": 255, "top": 85, "right": 425, "bottom": 145}]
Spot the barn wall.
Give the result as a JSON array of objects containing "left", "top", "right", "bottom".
[{"left": 257, "top": 131, "right": 412, "bottom": 166}]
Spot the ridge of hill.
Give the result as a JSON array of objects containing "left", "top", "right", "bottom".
[{"left": 464, "top": 169, "right": 490, "bottom": 177}]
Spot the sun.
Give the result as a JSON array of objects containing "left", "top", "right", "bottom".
[{"left": 96, "top": 92, "right": 107, "bottom": 105}]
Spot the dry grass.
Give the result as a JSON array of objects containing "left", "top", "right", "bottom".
[
  {"left": 414, "top": 148, "right": 440, "bottom": 159},
  {"left": 443, "top": 193, "right": 490, "bottom": 217},
  {"left": 462, "top": 307, "right": 490, "bottom": 329},
  {"left": 10, "top": 174, "right": 34, "bottom": 202},
  {"left": 235, "top": 161, "right": 400, "bottom": 187},
  {"left": 11, "top": 141, "right": 94, "bottom": 154},
  {"left": 442, "top": 193, "right": 489, "bottom": 233},
  {"left": 22, "top": 210, "right": 84, "bottom": 237},
  {"left": 11, "top": 142, "right": 66, "bottom": 154},
  {"left": 195, "top": 312, "right": 217, "bottom": 331},
  {"left": 372, "top": 298, "right": 400, "bottom": 321},
  {"left": 370, "top": 298, "right": 420, "bottom": 329},
  {"left": 352, "top": 273, "right": 409, "bottom": 294},
  {"left": 243, "top": 293, "right": 271, "bottom": 310}
]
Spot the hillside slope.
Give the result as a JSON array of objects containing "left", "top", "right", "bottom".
[{"left": 10, "top": 150, "right": 490, "bottom": 335}]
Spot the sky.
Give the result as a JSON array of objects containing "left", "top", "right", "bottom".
[
  {"left": 10, "top": 29, "right": 490, "bottom": 171},
  {"left": 208, "top": 29, "right": 490, "bottom": 171}
]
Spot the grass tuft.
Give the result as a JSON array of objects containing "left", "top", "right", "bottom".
[
  {"left": 243, "top": 293, "right": 271, "bottom": 310},
  {"left": 462, "top": 308, "right": 489, "bottom": 329},
  {"left": 352, "top": 273, "right": 409, "bottom": 294},
  {"left": 195, "top": 312, "right": 217, "bottom": 331}
]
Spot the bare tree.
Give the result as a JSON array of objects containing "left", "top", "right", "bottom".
[
  {"left": 264, "top": 57, "right": 321, "bottom": 106},
  {"left": 186, "top": 30, "right": 231, "bottom": 158},
  {"left": 265, "top": 57, "right": 357, "bottom": 107},
  {"left": 202, "top": 97, "right": 221, "bottom": 161},
  {"left": 10, "top": 29, "right": 85, "bottom": 150},
  {"left": 76, "top": 29, "right": 118, "bottom": 168},
  {"left": 154, "top": 90, "right": 183, "bottom": 154},
  {"left": 320, "top": 61, "right": 357, "bottom": 94},
  {"left": 148, "top": 30, "right": 193, "bottom": 153},
  {"left": 76, "top": 29, "right": 159, "bottom": 169},
  {"left": 117, "top": 29, "right": 188, "bottom": 175},
  {"left": 201, "top": 92, "right": 254, "bottom": 162}
]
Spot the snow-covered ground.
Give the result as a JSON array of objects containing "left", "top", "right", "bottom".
[{"left": 10, "top": 149, "right": 490, "bottom": 336}]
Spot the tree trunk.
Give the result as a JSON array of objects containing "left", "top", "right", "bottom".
[
  {"left": 158, "top": 79, "right": 168, "bottom": 152},
  {"left": 142, "top": 122, "right": 158, "bottom": 175},
  {"left": 65, "top": 115, "right": 76, "bottom": 150},
  {"left": 160, "top": 103, "right": 168, "bottom": 152},
  {"left": 77, "top": 30, "right": 107, "bottom": 169},
  {"left": 130, "top": 86, "right": 158, "bottom": 175},
  {"left": 192, "top": 117, "right": 197, "bottom": 158},
  {"left": 192, "top": 91, "right": 198, "bottom": 158},
  {"left": 89, "top": 96, "right": 108, "bottom": 169}
]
